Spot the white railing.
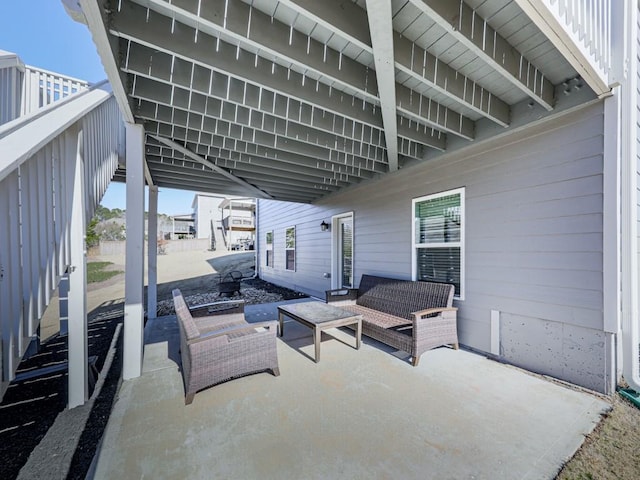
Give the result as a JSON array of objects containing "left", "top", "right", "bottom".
[
  {"left": 551, "top": 0, "right": 611, "bottom": 74},
  {"left": 22, "top": 66, "right": 89, "bottom": 116},
  {"left": 0, "top": 53, "right": 89, "bottom": 126},
  {"left": 0, "top": 87, "right": 121, "bottom": 398}
]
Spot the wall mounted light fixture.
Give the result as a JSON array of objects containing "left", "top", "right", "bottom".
[{"left": 320, "top": 220, "right": 330, "bottom": 232}]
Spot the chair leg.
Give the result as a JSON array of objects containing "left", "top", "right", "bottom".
[
  {"left": 272, "top": 367, "right": 280, "bottom": 377},
  {"left": 411, "top": 356, "right": 420, "bottom": 367},
  {"left": 185, "top": 393, "right": 195, "bottom": 405}
]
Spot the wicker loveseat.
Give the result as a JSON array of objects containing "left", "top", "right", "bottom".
[
  {"left": 172, "top": 289, "right": 280, "bottom": 405},
  {"left": 325, "top": 275, "right": 458, "bottom": 366}
]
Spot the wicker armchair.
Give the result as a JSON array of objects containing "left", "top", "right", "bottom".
[{"left": 172, "top": 289, "right": 280, "bottom": 405}]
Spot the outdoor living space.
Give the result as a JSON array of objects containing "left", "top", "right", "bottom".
[{"left": 92, "top": 298, "right": 609, "bottom": 479}]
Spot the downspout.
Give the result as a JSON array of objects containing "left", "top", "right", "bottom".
[{"left": 621, "top": 0, "right": 640, "bottom": 392}]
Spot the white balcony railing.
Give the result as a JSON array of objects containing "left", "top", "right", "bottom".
[
  {"left": 0, "top": 53, "right": 89, "bottom": 125},
  {"left": 22, "top": 66, "right": 89, "bottom": 115},
  {"left": 551, "top": 0, "right": 611, "bottom": 74}
]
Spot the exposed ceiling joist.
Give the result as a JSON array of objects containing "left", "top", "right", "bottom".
[
  {"left": 392, "top": 33, "right": 510, "bottom": 127},
  {"left": 134, "top": 97, "right": 391, "bottom": 164},
  {"left": 144, "top": 117, "right": 385, "bottom": 178},
  {"left": 77, "top": 0, "right": 599, "bottom": 204},
  {"left": 147, "top": 158, "right": 344, "bottom": 193},
  {"left": 276, "top": 0, "right": 507, "bottom": 126},
  {"left": 514, "top": 0, "right": 610, "bottom": 97},
  {"left": 127, "top": 66, "right": 445, "bottom": 153},
  {"left": 407, "top": 0, "right": 555, "bottom": 111},
  {"left": 139, "top": 103, "right": 389, "bottom": 168},
  {"left": 111, "top": 2, "right": 469, "bottom": 141}
]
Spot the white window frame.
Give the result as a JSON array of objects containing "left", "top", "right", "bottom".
[
  {"left": 331, "top": 211, "right": 355, "bottom": 290},
  {"left": 265, "top": 230, "right": 274, "bottom": 267},
  {"left": 285, "top": 226, "right": 296, "bottom": 271},
  {"left": 411, "top": 187, "right": 465, "bottom": 300}
]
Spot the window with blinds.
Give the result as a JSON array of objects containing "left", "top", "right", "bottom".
[
  {"left": 285, "top": 226, "right": 295, "bottom": 271},
  {"left": 265, "top": 231, "right": 274, "bottom": 267},
  {"left": 412, "top": 188, "right": 464, "bottom": 298}
]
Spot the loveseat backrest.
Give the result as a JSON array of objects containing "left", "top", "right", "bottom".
[
  {"left": 356, "top": 275, "right": 454, "bottom": 321},
  {"left": 172, "top": 289, "right": 200, "bottom": 340}
]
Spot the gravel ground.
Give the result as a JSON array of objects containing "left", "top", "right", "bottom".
[{"left": 0, "top": 250, "right": 306, "bottom": 480}]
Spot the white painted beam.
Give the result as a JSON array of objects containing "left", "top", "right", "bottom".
[
  {"left": 151, "top": 135, "right": 273, "bottom": 199},
  {"left": 123, "top": 123, "right": 145, "bottom": 380},
  {"left": 515, "top": 0, "right": 610, "bottom": 97},
  {"left": 78, "top": 0, "right": 134, "bottom": 123},
  {"left": 365, "top": 0, "right": 398, "bottom": 171},
  {"left": 67, "top": 128, "right": 88, "bottom": 409},
  {"left": 407, "top": 0, "right": 555, "bottom": 111},
  {"left": 147, "top": 185, "right": 158, "bottom": 321}
]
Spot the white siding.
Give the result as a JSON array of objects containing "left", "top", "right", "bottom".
[{"left": 259, "top": 101, "right": 608, "bottom": 392}]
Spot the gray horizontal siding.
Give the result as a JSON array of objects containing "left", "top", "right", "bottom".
[{"left": 259, "top": 101, "right": 607, "bottom": 392}]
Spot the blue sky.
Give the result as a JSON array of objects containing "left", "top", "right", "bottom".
[{"left": 0, "top": 1, "right": 197, "bottom": 215}]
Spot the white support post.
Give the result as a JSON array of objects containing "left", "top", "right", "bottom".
[
  {"left": 147, "top": 185, "right": 158, "bottom": 320},
  {"left": 68, "top": 129, "right": 88, "bottom": 409},
  {"left": 603, "top": 87, "right": 622, "bottom": 394},
  {"left": 621, "top": 1, "right": 640, "bottom": 392},
  {"left": 123, "top": 123, "right": 145, "bottom": 380}
]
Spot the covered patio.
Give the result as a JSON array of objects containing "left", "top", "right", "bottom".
[
  {"left": 91, "top": 299, "right": 609, "bottom": 479},
  {"left": 1, "top": 0, "right": 637, "bottom": 476}
]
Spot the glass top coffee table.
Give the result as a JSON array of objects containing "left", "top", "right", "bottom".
[{"left": 277, "top": 301, "right": 362, "bottom": 363}]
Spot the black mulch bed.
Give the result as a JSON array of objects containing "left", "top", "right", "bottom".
[
  {"left": 0, "top": 278, "right": 306, "bottom": 480},
  {"left": 0, "top": 302, "right": 124, "bottom": 480}
]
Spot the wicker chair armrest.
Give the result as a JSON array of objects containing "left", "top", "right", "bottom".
[
  {"left": 189, "top": 321, "right": 277, "bottom": 344},
  {"left": 190, "top": 300, "right": 245, "bottom": 317},
  {"left": 325, "top": 288, "right": 359, "bottom": 303},
  {"left": 412, "top": 306, "right": 458, "bottom": 319}
]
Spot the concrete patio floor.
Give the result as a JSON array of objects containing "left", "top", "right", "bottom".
[{"left": 91, "top": 299, "right": 610, "bottom": 479}]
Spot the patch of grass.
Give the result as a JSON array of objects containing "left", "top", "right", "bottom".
[
  {"left": 87, "top": 261, "right": 123, "bottom": 284},
  {"left": 556, "top": 394, "right": 640, "bottom": 479}
]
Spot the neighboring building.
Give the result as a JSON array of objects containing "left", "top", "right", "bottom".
[
  {"left": 165, "top": 213, "right": 195, "bottom": 239},
  {"left": 192, "top": 194, "right": 255, "bottom": 250}
]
